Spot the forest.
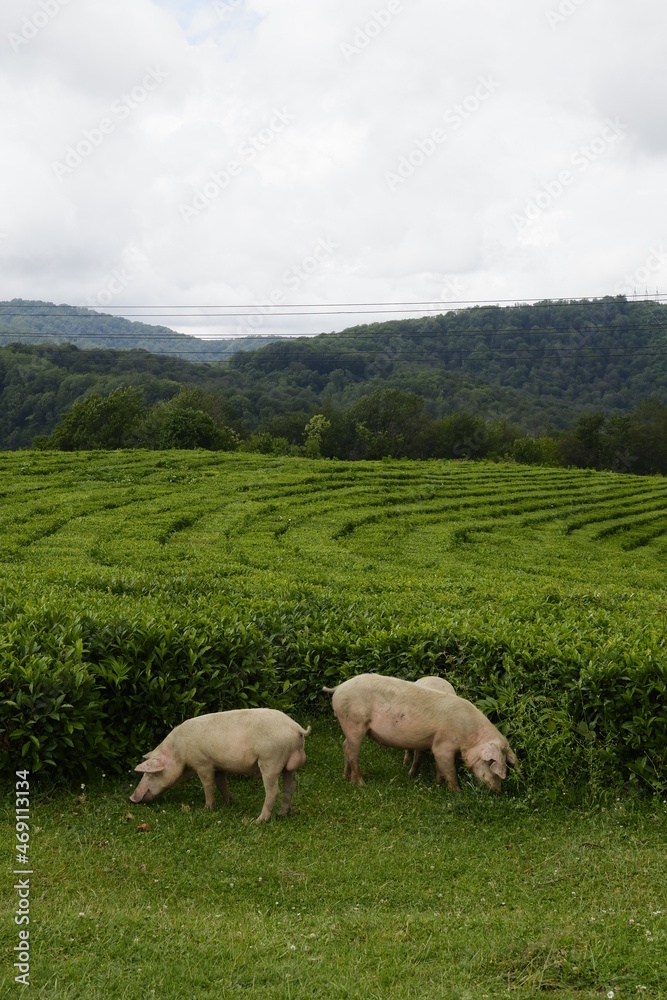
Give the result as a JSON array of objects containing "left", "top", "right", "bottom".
[{"left": 1, "top": 296, "right": 666, "bottom": 472}]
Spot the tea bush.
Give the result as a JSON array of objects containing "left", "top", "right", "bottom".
[{"left": 0, "top": 451, "right": 664, "bottom": 793}]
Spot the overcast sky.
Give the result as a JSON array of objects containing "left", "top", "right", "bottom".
[{"left": 1, "top": 0, "right": 666, "bottom": 339}]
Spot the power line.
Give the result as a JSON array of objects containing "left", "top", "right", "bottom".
[{"left": 2, "top": 294, "right": 667, "bottom": 319}]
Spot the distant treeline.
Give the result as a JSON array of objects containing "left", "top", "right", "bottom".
[
  {"left": 33, "top": 385, "right": 667, "bottom": 475},
  {"left": 2, "top": 296, "right": 667, "bottom": 447}
]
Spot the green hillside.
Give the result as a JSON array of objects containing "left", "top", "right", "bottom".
[
  {"left": 1, "top": 296, "right": 666, "bottom": 447},
  {"left": 0, "top": 299, "right": 278, "bottom": 361},
  {"left": 226, "top": 296, "right": 667, "bottom": 429},
  {"left": 0, "top": 342, "right": 235, "bottom": 449}
]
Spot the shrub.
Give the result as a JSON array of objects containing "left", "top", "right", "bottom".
[{"left": 1, "top": 601, "right": 664, "bottom": 794}]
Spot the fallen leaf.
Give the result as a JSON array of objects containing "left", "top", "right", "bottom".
[
  {"left": 181, "top": 804, "right": 191, "bottom": 813},
  {"left": 136, "top": 823, "right": 151, "bottom": 833}
]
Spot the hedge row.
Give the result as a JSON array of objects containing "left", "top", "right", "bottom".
[{"left": 1, "top": 599, "right": 665, "bottom": 795}]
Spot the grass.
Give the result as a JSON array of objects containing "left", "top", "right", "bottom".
[{"left": 2, "top": 720, "right": 666, "bottom": 998}]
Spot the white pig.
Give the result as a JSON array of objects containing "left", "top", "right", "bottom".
[
  {"left": 324, "top": 674, "right": 516, "bottom": 792},
  {"left": 402, "top": 676, "right": 456, "bottom": 774},
  {"left": 129, "top": 708, "right": 310, "bottom": 822}
]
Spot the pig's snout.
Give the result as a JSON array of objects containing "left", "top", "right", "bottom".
[{"left": 129, "top": 781, "right": 154, "bottom": 804}]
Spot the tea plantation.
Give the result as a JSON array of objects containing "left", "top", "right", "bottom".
[{"left": 1, "top": 450, "right": 665, "bottom": 795}]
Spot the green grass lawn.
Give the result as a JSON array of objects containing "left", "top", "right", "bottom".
[{"left": 2, "top": 720, "right": 666, "bottom": 999}]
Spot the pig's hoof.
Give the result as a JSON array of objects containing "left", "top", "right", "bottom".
[{"left": 255, "top": 814, "right": 271, "bottom": 823}]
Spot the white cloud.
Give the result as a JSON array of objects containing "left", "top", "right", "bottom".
[{"left": 1, "top": 0, "right": 666, "bottom": 338}]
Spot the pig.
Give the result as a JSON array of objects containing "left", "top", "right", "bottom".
[
  {"left": 129, "top": 708, "right": 310, "bottom": 822},
  {"left": 324, "top": 673, "right": 517, "bottom": 792},
  {"left": 402, "top": 676, "right": 456, "bottom": 774}
]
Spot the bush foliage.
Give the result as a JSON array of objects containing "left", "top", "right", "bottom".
[
  {"left": 1, "top": 598, "right": 665, "bottom": 793},
  {"left": 0, "top": 452, "right": 664, "bottom": 794}
]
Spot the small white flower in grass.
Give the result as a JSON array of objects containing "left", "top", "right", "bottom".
[
  {"left": 78, "top": 912, "right": 85, "bottom": 917},
  {"left": 290, "top": 945, "right": 296, "bottom": 951},
  {"left": 607, "top": 992, "right": 614, "bottom": 999},
  {"left": 81, "top": 784, "right": 85, "bottom": 790}
]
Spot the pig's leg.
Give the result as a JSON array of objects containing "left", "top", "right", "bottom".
[
  {"left": 431, "top": 746, "right": 460, "bottom": 792},
  {"left": 256, "top": 765, "right": 281, "bottom": 823},
  {"left": 195, "top": 763, "right": 218, "bottom": 809},
  {"left": 402, "top": 750, "right": 411, "bottom": 766},
  {"left": 215, "top": 771, "right": 232, "bottom": 804},
  {"left": 342, "top": 729, "right": 366, "bottom": 786},
  {"left": 280, "top": 768, "right": 296, "bottom": 816},
  {"left": 408, "top": 750, "right": 423, "bottom": 778}
]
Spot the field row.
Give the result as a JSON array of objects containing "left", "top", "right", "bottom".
[{"left": 0, "top": 455, "right": 665, "bottom": 564}]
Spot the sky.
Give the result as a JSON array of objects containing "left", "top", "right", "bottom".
[{"left": 1, "top": 0, "right": 667, "bottom": 340}]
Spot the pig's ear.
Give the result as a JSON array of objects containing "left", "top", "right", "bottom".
[
  {"left": 135, "top": 751, "right": 169, "bottom": 774},
  {"left": 480, "top": 742, "right": 507, "bottom": 779}
]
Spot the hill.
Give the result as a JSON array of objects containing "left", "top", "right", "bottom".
[
  {"left": 226, "top": 296, "right": 667, "bottom": 431},
  {"left": 0, "top": 296, "right": 666, "bottom": 446},
  {"left": 0, "top": 299, "right": 280, "bottom": 361}
]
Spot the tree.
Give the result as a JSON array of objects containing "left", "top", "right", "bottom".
[
  {"left": 159, "top": 407, "right": 238, "bottom": 450},
  {"left": 558, "top": 412, "right": 606, "bottom": 468},
  {"left": 345, "top": 389, "right": 432, "bottom": 459},
  {"left": 47, "top": 387, "right": 143, "bottom": 450},
  {"left": 303, "top": 414, "right": 331, "bottom": 458}
]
